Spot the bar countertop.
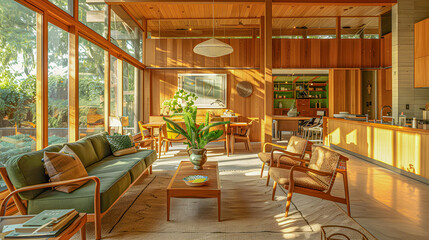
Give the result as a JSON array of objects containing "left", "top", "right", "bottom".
[
  {"left": 325, "top": 117, "right": 429, "bottom": 135},
  {"left": 324, "top": 117, "right": 429, "bottom": 182}
]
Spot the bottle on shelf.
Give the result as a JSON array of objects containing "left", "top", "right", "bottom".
[{"left": 279, "top": 102, "right": 283, "bottom": 109}]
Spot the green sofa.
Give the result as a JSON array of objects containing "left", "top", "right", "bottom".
[{"left": 3, "top": 132, "right": 157, "bottom": 239}]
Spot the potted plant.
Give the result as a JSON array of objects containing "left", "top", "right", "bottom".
[
  {"left": 162, "top": 89, "right": 198, "bottom": 115},
  {"left": 163, "top": 106, "right": 229, "bottom": 170}
]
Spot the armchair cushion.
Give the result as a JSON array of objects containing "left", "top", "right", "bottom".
[
  {"left": 64, "top": 139, "right": 99, "bottom": 168},
  {"left": 308, "top": 147, "right": 340, "bottom": 189},
  {"left": 286, "top": 136, "right": 307, "bottom": 156},
  {"left": 269, "top": 167, "right": 325, "bottom": 191},
  {"left": 5, "top": 144, "right": 63, "bottom": 200}
]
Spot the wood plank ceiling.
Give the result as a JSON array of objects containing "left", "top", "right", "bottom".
[{"left": 117, "top": 2, "right": 391, "bottom": 37}]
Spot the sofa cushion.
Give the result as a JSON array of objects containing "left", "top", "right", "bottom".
[
  {"left": 27, "top": 170, "right": 131, "bottom": 214},
  {"left": 84, "top": 132, "right": 112, "bottom": 161},
  {"left": 87, "top": 149, "right": 156, "bottom": 181},
  {"left": 106, "top": 135, "right": 134, "bottom": 154},
  {"left": 43, "top": 147, "right": 89, "bottom": 193},
  {"left": 64, "top": 139, "right": 98, "bottom": 167},
  {"left": 113, "top": 147, "right": 137, "bottom": 157},
  {"left": 5, "top": 144, "right": 62, "bottom": 200}
]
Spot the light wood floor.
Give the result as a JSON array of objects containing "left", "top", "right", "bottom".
[
  {"left": 329, "top": 149, "right": 429, "bottom": 240},
  {"left": 152, "top": 139, "right": 429, "bottom": 239}
]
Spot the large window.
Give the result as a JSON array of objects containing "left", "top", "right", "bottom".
[
  {"left": 78, "top": 37, "right": 106, "bottom": 137},
  {"left": 48, "top": 0, "right": 73, "bottom": 15},
  {"left": 111, "top": 6, "right": 142, "bottom": 62},
  {"left": 48, "top": 23, "right": 69, "bottom": 145},
  {"left": 79, "top": 0, "right": 108, "bottom": 38},
  {"left": 0, "top": 0, "right": 38, "bottom": 164},
  {"left": 123, "top": 62, "right": 137, "bottom": 134},
  {"left": 110, "top": 56, "right": 120, "bottom": 118}
]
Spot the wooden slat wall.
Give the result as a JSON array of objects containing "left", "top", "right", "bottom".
[
  {"left": 272, "top": 39, "right": 382, "bottom": 68},
  {"left": 414, "top": 18, "right": 429, "bottom": 88},
  {"left": 149, "top": 69, "right": 264, "bottom": 141},
  {"left": 147, "top": 38, "right": 384, "bottom": 69},
  {"left": 147, "top": 37, "right": 389, "bottom": 141},
  {"left": 328, "top": 69, "right": 362, "bottom": 117},
  {"left": 146, "top": 39, "right": 260, "bottom": 68},
  {"left": 377, "top": 68, "right": 393, "bottom": 119},
  {"left": 381, "top": 33, "right": 392, "bottom": 67}
]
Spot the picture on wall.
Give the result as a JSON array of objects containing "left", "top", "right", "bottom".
[{"left": 178, "top": 74, "right": 227, "bottom": 108}]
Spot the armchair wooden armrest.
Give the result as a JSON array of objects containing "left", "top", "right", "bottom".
[
  {"left": 289, "top": 165, "right": 332, "bottom": 178},
  {"left": 0, "top": 176, "right": 101, "bottom": 217},
  {"left": 277, "top": 155, "right": 309, "bottom": 167},
  {"left": 263, "top": 142, "right": 287, "bottom": 152}
]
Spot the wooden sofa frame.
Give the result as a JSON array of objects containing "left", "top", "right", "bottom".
[{"left": 0, "top": 163, "right": 154, "bottom": 240}]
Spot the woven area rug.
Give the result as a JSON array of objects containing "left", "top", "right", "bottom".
[{"left": 81, "top": 165, "right": 375, "bottom": 240}]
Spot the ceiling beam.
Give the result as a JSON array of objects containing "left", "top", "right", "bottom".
[
  {"left": 105, "top": 0, "right": 264, "bottom": 4},
  {"left": 145, "top": 16, "right": 380, "bottom": 21},
  {"left": 105, "top": 0, "right": 396, "bottom": 6}
]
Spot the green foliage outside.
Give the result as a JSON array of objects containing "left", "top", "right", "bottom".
[{"left": 0, "top": 0, "right": 109, "bottom": 164}]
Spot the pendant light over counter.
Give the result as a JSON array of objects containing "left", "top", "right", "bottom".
[{"left": 193, "top": 0, "right": 233, "bottom": 58}]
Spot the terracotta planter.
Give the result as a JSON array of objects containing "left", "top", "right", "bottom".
[{"left": 187, "top": 148, "right": 208, "bottom": 170}]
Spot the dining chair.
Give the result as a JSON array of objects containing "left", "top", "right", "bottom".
[
  {"left": 302, "top": 111, "right": 325, "bottom": 140},
  {"left": 258, "top": 136, "right": 311, "bottom": 182},
  {"left": 269, "top": 146, "right": 350, "bottom": 217},
  {"left": 230, "top": 119, "right": 258, "bottom": 154},
  {"left": 210, "top": 123, "right": 230, "bottom": 156},
  {"left": 160, "top": 121, "right": 188, "bottom": 155}
]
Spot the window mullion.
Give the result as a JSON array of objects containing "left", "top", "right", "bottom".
[{"left": 69, "top": 26, "right": 79, "bottom": 142}]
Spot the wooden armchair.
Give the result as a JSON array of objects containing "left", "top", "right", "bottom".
[
  {"left": 258, "top": 136, "right": 311, "bottom": 181},
  {"left": 268, "top": 146, "right": 350, "bottom": 217}
]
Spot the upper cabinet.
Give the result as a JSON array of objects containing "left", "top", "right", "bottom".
[{"left": 415, "top": 18, "right": 429, "bottom": 88}]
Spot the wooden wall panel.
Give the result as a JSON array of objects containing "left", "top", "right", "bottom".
[
  {"left": 150, "top": 69, "right": 264, "bottom": 141},
  {"left": 146, "top": 38, "right": 260, "bottom": 68},
  {"left": 148, "top": 38, "right": 385, "bottom": 69},
  {"left": 328, "top": 69, "right": 362, "bottom": 117},
  {"left": 381, "top": 33, "right": 392, "bottom": 67},
  {"left": 362, "top": 39, "right": 381, "bottom": 68},
  {"left": 377, "top": 68, "right": 393, "bottom": 119},
  {"left": 272, "top": 39, "right": 381, "bottom": 69},
  {"left": 415, "top": 18, "right": 429, "bottom": 88}
]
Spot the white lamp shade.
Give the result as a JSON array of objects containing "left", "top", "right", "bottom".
[{"left": 193, "top": 38, "right": 234, "bottom": 57}]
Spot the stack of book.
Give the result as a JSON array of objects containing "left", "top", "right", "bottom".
[{"left": 3, "top": 209, "right": 78, "bottom": 239}]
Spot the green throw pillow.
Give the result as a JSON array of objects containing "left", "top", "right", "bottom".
[{"left": 106, "top": 135, "right": 133, "bottom": 153}]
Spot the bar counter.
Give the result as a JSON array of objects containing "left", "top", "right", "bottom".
[{"left": 324, "top": 117, "right": 429, "bottom": 183}]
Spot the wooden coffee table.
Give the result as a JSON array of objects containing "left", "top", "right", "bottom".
[{"left": 167, "top": 161, "right": 221, "bottom": 221}]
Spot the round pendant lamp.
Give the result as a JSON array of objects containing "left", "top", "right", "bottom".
[
  {"left": 193, "top": 0, "right": 233, "bottom": 58},
  {"left": 193, "top": 38, "right": 233, "bottom": 57}
]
